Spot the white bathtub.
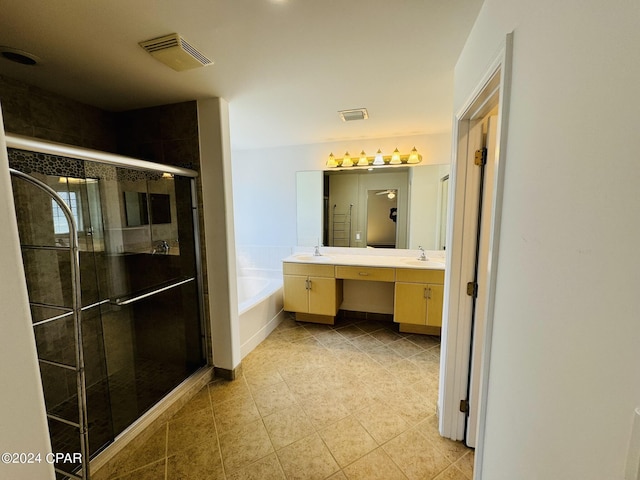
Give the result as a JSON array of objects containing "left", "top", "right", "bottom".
[{"left": 237, "top": 271, "right": 285, "bottom": 358}]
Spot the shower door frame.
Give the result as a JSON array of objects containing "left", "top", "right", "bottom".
[{"left": 10, "top": 167, "right": 89, "bottom": 480}]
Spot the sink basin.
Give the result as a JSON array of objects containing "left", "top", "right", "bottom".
[
  {"left": 403, "top": 258, "right": 445, "bottom": 267},
  {"left": 292, "top": 254, "right": 333, "bottom": 263}
]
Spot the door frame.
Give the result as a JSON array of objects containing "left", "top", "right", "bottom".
[{"left": 438, "top": 32, "right": 513, "bottom": 475}]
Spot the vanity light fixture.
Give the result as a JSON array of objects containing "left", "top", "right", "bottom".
[
  {"left": 390, "top": 148, "right": 402, "bottom": 165},
  {"left": 373, "top": 149, "right": 385, "bottom": 166},
  {"left": 325, "top": 147, "right": 422, "bottom": 168}
]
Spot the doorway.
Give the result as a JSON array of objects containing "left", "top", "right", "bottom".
[{"left": 438, "top": 33, "right": 513, "bottom": 470}]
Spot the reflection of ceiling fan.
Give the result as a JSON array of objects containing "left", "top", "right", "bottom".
[{"left": 376, "top": 189, "right": 396, "bottom": 199}]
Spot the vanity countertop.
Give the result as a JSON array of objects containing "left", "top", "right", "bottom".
[{"left": 282, "top": 252, "right": 445, "bottom": 270}]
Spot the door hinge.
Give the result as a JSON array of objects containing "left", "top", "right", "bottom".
[
  {"left": 474, "top": 147, "right": 487, "bottom": 166},
  {"left": 459, "top": 399, "right": 470, "bottom": 415},
  {"left": 466, "top": 281, "right": 478, "bottom": 298}
]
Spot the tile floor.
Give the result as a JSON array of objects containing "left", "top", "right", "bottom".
[{"left": 94, "top": 314, "right": 473, "bottom": 480}]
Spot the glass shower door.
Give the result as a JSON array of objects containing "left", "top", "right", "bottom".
[
  {"left": 86, "top": 163, "right": 204, "bottom": 436},
  {"left": 9, "top": 149, "right": 205, "bottom": 473}
]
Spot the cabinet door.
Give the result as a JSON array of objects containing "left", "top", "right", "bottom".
[
  {"left": 308, "top": 276, "right": 337, "bottom": 316},
  {"left": 426, "top": 283, "right": 444, "bottom": 327},
  {"left": 283, "top": 275, "right": 309, "bottom": 313},
  {"left": 394, "top": 282, "right": 427, "bottom": 325}
]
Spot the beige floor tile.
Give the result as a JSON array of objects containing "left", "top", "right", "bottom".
[
  {"left": 383, "top": 429, "right": 451, "bottom": 480},
  {"left": 276, "top": 433, "right": 340, "bottom": 480},
  {"left": 334, "top": 324, "right": 366, "bottom": 339},
  {"left": 167, "top": 410, "right": 217, "bottom": 455},
  {"left": 270, "top": 326, "right": 313, "bottom": 343},
  {"left": 390, "top": 387, "right": 436, "bottom": 425},
  {"left": 319, "top": 415, "right": 378, "bottom": 467},
  {"left": 218, "top": 418, "right": 274, "bottom": 473},
  {"left": 368, "top": 328, "right": 403, "bottom": 345},
  {"left": 355, "top": 401, "right": 410, "bottom": 444},
  {"left": 433, "top": 464, "right": 469, "bottom": 480},
  {"left": 366, "top": 344, "right": 406, "bottom": 365},
  {"left": 226, "top": 452, "right": 286, "bottom": 480},
  {"left": 327, "top": 471, "right": 348, "bottom": 480},
  {"left": 312, "top": 329, "right": 349, "bottom": 347},
  {"left": 166, "top": 438, "right": 224, "bottom": 479},
  {"left": 209, "top": 377, "right": 251, "bottom": 404},
  {"left": 274, "top": 317, "right": 299, "bottom": 331},
  {"left": 263, "top": 405, "right": 315, "bottom": 449},
  {"left": 384, "top": 358, "right": 428, "bottom": 385},
  {"left": 102, "top": 424, "right": 167, "bottom": 478},
  {"left": 349, "top": 334, "right": 385, "bottom": 351},
  {"left": 403, "top": 334, "right": 440, "bottom": 350},
  {"left": 213, "top": 392, "right": 261, "bottom": 434},
  {"left": 389, "top": 338, "right": 425, "bottom": 358},
  {"left": 454, "top": 451, "right": 474, "bottom": 479},
  {"left": 252, "top": 381, "right": 298, "bottom": 417},
  {"left": 115, "top": 459, "right": 166, "bottom": 480},
  {"left": 172, "top": 386, "right": 213, "bottom": 420},
  {"left": 409, "top": 374, "right": 439, "bottom": 405},
  {"left": 417, "top": 415, "right": 471, "bottom": 463},
  {"left": 95, "top": 318, "right": 448, "bottom": 480},
  {"left": 342, "top": 448, "right": 407, "bottom": 480},
  {"left": 244, "top": 363, "right": 284, "bottom": 391},
  {"left": 299, "top": 397, "right": 351, "bottom": 429}
]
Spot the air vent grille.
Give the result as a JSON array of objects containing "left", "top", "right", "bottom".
[
  {"left": 139, "top": 33, "right": 213, "bottom": 71},
  {"left": 338, "top": 108, "right": 369, "bottom": 122},
  {"left": 179, "top": 38, "right": 212, "bottom": 66}
]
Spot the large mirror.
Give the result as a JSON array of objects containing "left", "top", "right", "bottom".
[{"left": 296, "top": 164, "right": 450, "bottom": 250}]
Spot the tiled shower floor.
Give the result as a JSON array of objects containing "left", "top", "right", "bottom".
[{"left": 94, "top": 315, "right": 474, "bottom": 479}]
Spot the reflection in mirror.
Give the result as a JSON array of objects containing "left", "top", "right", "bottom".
[
  {"left": 296, "top": 164, "right": 450, "bottom": 250},
  {"left": 124, "top": 191, "right": 149, "bottom": 227},
  {"left": 367, "top": 190, "right": 398, "bottom": 248}
]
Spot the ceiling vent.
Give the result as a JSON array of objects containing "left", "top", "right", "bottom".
[
  {"left": 338, "top": 108, "right": 369, "bottom": 122},
  {"left": 139, "top": 33, "right": 213, "bottom": 71}
]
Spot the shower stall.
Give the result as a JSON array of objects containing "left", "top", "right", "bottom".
[{"left": 7, "top": 136, "right": 206, "bottom": 479}]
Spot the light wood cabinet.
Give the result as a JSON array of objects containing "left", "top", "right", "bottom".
[
  {"left": 335, "top": 265, "right": 395, "bottom": 282},
  {"left": 394, "top": 268, "right": 445, "bottom": 329},
  {"left": 282, "top": 260, "right": 444, "bottom": 332},
  {"left": 283, "top": 263, "right": 342, "bottom": 323}
]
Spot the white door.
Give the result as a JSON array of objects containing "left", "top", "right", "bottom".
[{"left": 466, "top": 115, "right": 498, "bottom": 447}]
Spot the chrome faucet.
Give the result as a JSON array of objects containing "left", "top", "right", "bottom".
[
  {"left": 153, "top": 240, "right": 170, "bottom": 255},
  {"left": 417, "top": 246, "right": 427, "bottom": 261},
  {"left": 314, "top": 243, "right": 322, "bottom": 256}
]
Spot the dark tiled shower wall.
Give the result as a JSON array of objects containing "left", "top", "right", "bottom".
[
  {"left": 0, "top": 74, "right": 212, "bottom": 364},
  {"left": 0, "top": 75, "right": 118, "bottom": 152}
]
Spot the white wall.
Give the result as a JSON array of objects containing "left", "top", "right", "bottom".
[
  {"left": 231, "top": 133, "right": 451, "bottom": 248},
  {"left": 455, "top": 1, "right": 640, "bottom": 478},
  {"left": 0, "top": 110, "right": 54, "bottom": 479},
  {"left": 198, "top": 98, "right": 242, "bottom": 373}
]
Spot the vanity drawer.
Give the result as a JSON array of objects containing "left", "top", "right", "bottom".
[
  {"left": 395, "top": 268, "right": 444, "bottom": 284},
  {"left": 283, "top": 262, "right": 335, "bottom": 278},
  {"left": 335, "top": 266, "right": 395, "bottom": 282}
]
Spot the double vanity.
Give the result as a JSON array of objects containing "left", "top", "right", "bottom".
[{"left": 282, "top": 251, "right": 445, "bottom": 335}]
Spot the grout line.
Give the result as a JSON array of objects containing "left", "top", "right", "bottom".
[{"left": 163, "top": 423, "right": 168, "bottom": 480}]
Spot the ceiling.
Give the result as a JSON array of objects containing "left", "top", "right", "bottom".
[{"left": 0, "top": 0, "right": 483, "bottom": 150}]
